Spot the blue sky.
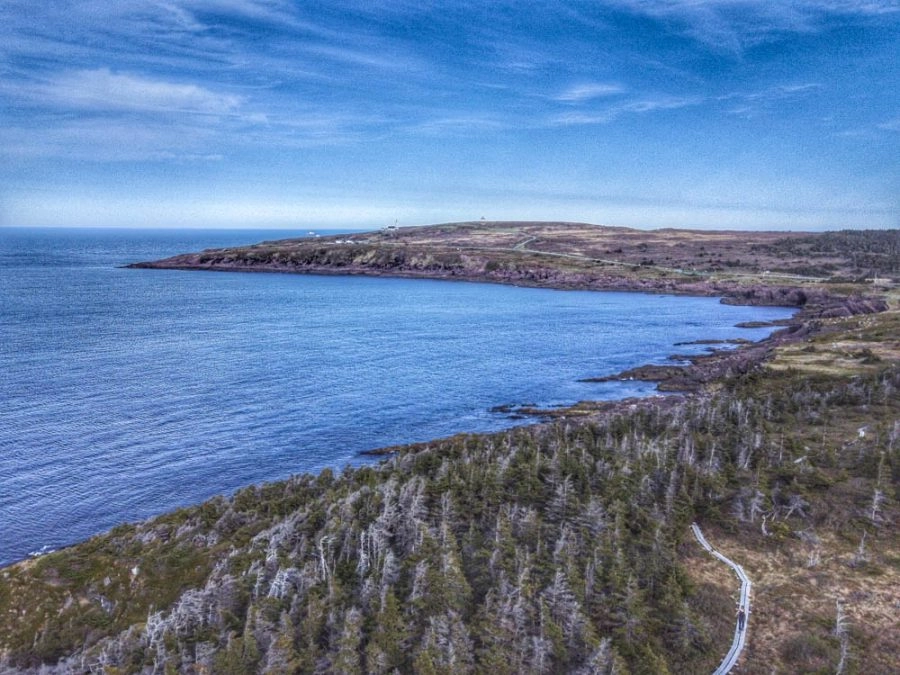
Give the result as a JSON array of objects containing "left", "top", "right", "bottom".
[{"left": 1, "top": 1, "right": 898, "bottom": 230}]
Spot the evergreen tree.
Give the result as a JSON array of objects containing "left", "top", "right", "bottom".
[
  {"left": 330, "top": 607, "right": 363, "bottom": 675},
  {"left": 365, "top": 590, "right": 406, "bottom": 674}
]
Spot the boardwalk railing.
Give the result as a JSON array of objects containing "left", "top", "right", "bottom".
[{"left": 691, "top": 523, "right": 752, "bottom": 674}]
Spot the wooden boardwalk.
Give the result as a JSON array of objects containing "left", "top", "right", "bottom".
[{"left": 691, "top": 523, "right": 752, "bottom": 674}]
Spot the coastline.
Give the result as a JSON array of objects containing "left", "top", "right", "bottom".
[
  {"left": 3, "top": 222, "right": 897, "bottom": 673},
  {"left": 16, "top": 222, "right": 891, "bottom": 566},
  {"left": 127, "top": 220, "right": 890, "bottom": 320},
  {"left": 2, "top": 280, "right": 798, "bottom": 566},
  {"left": 121, "top": 222, "right": 894, "bottom": 445},
  {"left": 125, "top": 223, "right": 888, "bottom": 420}
]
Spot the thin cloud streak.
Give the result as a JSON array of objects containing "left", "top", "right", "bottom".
[
  {"left": 603, "top": 0, "right": 900, "bottom": 52},
  {"left": 408, "top": 116, "right": 509, "bottom": 136},
  {"left": 718, "top": 83, "right": 823, "bottom": 118},
  {"left": 550, "top": 82, "right": 825, "bottom": 126},
  {"left": 35, "top": 69, "right": 243, "bottom": 116},
  {"left": 551, "top": 95, "right": 703, "bottom": 125},
  {"left": 556, "top": 82, "right": 626, "bottom": 102},
  {"left": 0, "top": 118, "right": 222, "bottom": 162}
]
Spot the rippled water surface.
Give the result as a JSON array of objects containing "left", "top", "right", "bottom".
[{"left": 0, "top": 228, "right": 794, "bottom": 565}]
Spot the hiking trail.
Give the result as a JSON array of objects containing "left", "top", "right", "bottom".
[{"left": 691, "top": 522, "right": 752, "bottom": 674}]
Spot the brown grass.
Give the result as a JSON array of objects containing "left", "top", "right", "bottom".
[
  {"left": 685, "top": 526, "right": 900, "bottom": 674},
  {"left": 767, "top": 310, "right": 900, "bottom": 376}
]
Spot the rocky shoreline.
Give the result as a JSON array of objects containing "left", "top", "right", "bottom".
[
  {"left": 129, "top": 248, "right": 888, "bottom": 319},
  {"left": 127, "top": 223, "right": 892, "bottom": 452},
  {"left": 128, "top": 227, "right": 890, "bottom": 430},
  {"left": 468, "top": 319, "right": 807, "bottom": 425}
]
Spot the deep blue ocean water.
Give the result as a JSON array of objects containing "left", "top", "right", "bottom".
[{"left": 0, "top": 227, "right": 794, "bottom": 566}]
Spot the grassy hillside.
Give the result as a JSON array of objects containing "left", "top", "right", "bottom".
[{"left": 131, "top": 222, "right": 900, "bottom": 299}]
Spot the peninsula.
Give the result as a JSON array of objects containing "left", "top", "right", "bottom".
[
  {"left": 130, "top": 221, "right": 895, "bottom": 315},
  {"left": 2, "top": 222, "right": 898, "bottom": 674}
]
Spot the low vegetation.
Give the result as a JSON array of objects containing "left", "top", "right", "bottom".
[
  {"left": 132, "top": 221, "right": 900, "bottom": 292},
  {"left": 752, "top": 229, "right": 900, "bottom": 279}
]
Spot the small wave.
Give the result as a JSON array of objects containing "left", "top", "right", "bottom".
[{"left": 28, "top": 544, "right": 56, "bottom": 558}]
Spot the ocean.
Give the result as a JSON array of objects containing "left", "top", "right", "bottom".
[{"left": 0, "top": 227, "right": 794, "bottom": 565}]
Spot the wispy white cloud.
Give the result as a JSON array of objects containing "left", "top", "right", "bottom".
[
  {"left": 877, "top": 117, "right": 900, "bottom": 131},
  {"left": 551, "top": 95, "right": 702, "bottom": 125},
  {"left": 549, "top": 81, "right": 823, "bottom": 125},
  {"left": 719, "top": 83, "right": 822, "bottom": 117},
  {"left": 234, "top": 110, "right": 390, "bottom": 148},
  {"left": 556, "top": 82, "right": 625, "bottom": 102},
  {"left": 301, "top": 43, "right": 424, "bottom": 72},
  {"left": 32, "top": 68, "right": 243, "bottom": 116},
  {"left": 182, "top": 0, "right": 310, "bottom": 25},
  {"left": 108, "top": 0, "right": 330, "bottom": 38},
  {"left": 0, "top": 73, "right": 404, "bottom": 162},
  {"left": 0, "top": 101, "right": 391, "bottom": 162},
  {"left": 603, "top": 1, "right": 900, "bottom": 52},
  {"left": 409, "top": 116, "right": 508, "bottom": 136},
  {"left": 0, "top": 0, "right": 381, "bottom": 85},
  {"left": 0, "top": 117, "right": 221, "bottom": 162}
]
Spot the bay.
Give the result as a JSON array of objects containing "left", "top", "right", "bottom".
[{"left": 0, "top": 227, "right": 793, "bottom": 565}]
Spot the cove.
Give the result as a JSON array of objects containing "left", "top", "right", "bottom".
[{"left": 0, "top": 229, "right": 794, "bottom": 565}]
